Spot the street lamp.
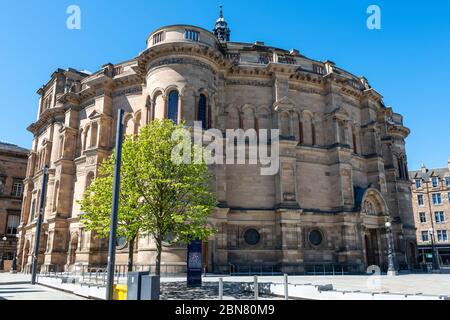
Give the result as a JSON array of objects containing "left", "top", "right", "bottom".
[
  {"left": 385, "top": 221, "right": 398, "bottom": 276},
  {"left": 1, "top": 236, "right": 7, "bottom": 271},
  {"left": 428, "top": 227, "right": 440, "bottom": 272}
]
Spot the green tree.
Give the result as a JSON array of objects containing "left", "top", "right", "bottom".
[{"left": 80, "top": 119, "right": 217, "bottom": 275}]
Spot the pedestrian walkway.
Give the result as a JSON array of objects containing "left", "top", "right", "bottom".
[{"left": 0, "top": 273, "right": 86, "bottom": 300}]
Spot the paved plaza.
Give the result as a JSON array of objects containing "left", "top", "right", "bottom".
[
  {"left": 1, "top": 272, "right": 450, "bottom": 300},
  {"left": 0, "top": 273, "right": 86, "bottom": 300},
  {"left": 200, "top": 272, "right": 450, "bottom": 297}
]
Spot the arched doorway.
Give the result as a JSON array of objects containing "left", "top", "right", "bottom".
[{"left": 67, "top": 233, "right": 79, "bottom": 269}]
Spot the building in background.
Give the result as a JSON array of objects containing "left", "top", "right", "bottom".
[
  {"left": 0, "top": 142, "right": 28, "bottom": 270},
  {"left": 410, "top": 160, "right": 450, "bottom": 266},
  {"left": 17, "top": 7, "right": 417, "bottom": 274}
]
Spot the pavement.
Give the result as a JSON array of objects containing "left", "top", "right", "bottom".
[
  {"left": 1, "top": 271, "right": 450, "bottom": 300},
  {"left": 199, "top": 273, "right": 450, "bottom": 297},
  {"left": 0, "top": 273, "right": 86, "bottom": 300}
]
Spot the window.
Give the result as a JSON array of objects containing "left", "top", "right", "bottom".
[
  {"left": 313, "top": 64, "right": 325, "bottom": 75},
  {"left": 309, "top": 230, "right": 323, "bottom": 246},
  {"left": 437, "top": 230, "right": 448, "bottom": 242},
  {"left": 435, "top": 211, "right": 445, "bottom": 223},
  {"left": 153, "top": 31, "right": 165, "bottom": 45},
  {"left": 415, "top": 179, "right": 422, "bottom": 189},
  {"left": 167, "top": 91, "right": 179, "bottom": 124},
  {"left": 432, "top": 177, "right": 439, "bottom": 188},
  {"left": 244, "top": 229, "right": 261, "bottom": 246},
  {"left": 432, "top": 193, "right": 442, "bottom": 205},
  {"left": 184, "top": 29, "right": 199, "bottom": 41},
  {"left": 6, "top": 215, "right": 20, "bottom": 235},
  {"left": 419, "top": 212, "right": 426, "bottom": 223},
  {"left": 0, "top": 176, "right": 5, "bottom": 195},
  {"left": 299, "top": 121, "right": 304, "bottom": 144},
  {"left": 197, "top": 94, "right": 207, "bottom": 129},
  {"left": 421, "top": 231, "right": 429, "bottom": 242},
  {"left": 446, "top": 177, "right": 450, "bottom": 187},
  {"left": 418, "top": 194, "right": 424, "bottom": 206},
  {"left": 12, "top": 180, "right": 23, "bottom": 198},
  {"left": 29, "top": 199, "right": 36, "bottom": 223}
]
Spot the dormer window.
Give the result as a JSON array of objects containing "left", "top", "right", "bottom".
[
  {"left": 184, "top": 29, "right": 199, "bottom": 41},
  {"left": 153, "top": 31, "right": 165, "bottom": 45},
  {"left": 415, "top": 179, "right": 422, "bottom": 189},
  {"left": 446, "top": 177, "right": 450, "bottom": 187},
  {"left": 432, "top": 177, "right": 439, "bottom": 188}
]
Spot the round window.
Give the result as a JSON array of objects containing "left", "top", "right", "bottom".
[
  {"left": 244, "top": 229, "right": 261, "bottom": 246},
  {"left": 309, "top": 230, "right": 323, "bottom": 247},
  {"left": 116, "top": 236, "right": 127, "bottom": 249}
]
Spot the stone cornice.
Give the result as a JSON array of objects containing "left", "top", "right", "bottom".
[
  {"left": 136, "top": 42, "right": 227, "bottom": 78},
  {"left": 27, "top": 106, "right": 66, "bottom": 135}
]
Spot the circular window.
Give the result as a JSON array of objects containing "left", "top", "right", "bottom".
[
  {"left": 244, "top": 229, "right": 261, "bottom": 246},
  {"left": 309, "top": 230, "right": 323, "bottom": 247},
  {"left": 162, "top": 232, "right": 176, "bottom": 247},
  {"left": 116, "top": 236, "right": 127, "bottom": 250}
]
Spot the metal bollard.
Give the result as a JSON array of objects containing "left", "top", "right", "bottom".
[
  {"left": 284, "top": 274, "right": 289, "bottom": 300},
  {"left": 254, "top": 276, "right": 258, "bottom": 300},
  {"left": 219, "top": 278, "right": 223, "bottom": 300}
]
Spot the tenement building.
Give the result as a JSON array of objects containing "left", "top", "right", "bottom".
[
  {"left": 410, "top": 160, "right": 450, "bottom": 266},
  {"left": 0, "top": 142, "right": 28, "bottom": 269},
  {"left": 17, "top": 9, "right": 417, "bottom": 273}
]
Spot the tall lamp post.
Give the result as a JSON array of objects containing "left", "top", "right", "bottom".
[
  {"left": 106, "top": 109, "right": 125, "bottom": 300},
  {"left": 1, "top": 236, "right": 6, "bottom": 271},
  {"left": 31, "top": 166, "right": 49, "bottom": 285},
  {"left": 385, "top": 221, "right": 398, "bottom": 276}
]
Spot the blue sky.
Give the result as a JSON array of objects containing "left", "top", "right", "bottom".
[{"left": 0, "top": 0, "right": 449, "bottom": 170}]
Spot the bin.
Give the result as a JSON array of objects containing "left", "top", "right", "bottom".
[{"left": 113, "top": 284, "right": 128, "bottom": 301}]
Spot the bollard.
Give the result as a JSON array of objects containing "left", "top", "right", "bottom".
[
  {"left": 284, "top": 274, "right": 289, "bottom": 300},
  {"left": 254, "top": 276, "right": 258, "bottom": 300},
  {"left": 219, "top": 278, "right": 223, "bottom": 300}
]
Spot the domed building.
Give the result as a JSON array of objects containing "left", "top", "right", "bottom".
[{"left": 17, "top": 8, "right": 417, "bottom": 274}]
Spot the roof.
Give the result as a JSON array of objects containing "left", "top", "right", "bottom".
[
  {"left": 410, "top": 167, "right": 449, "bottom": 180},
  {"left": 0, "top": 142, "right": 29, "bottom": 155}
]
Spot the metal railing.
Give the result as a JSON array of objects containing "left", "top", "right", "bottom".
[{"left": 222, "top": 263, "right": 365, "bottom": 276}]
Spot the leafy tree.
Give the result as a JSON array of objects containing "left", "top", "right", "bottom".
[{"left": 80, "top": 119, "right": 217, "bottom": 275}]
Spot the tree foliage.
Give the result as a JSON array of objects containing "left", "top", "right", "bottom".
[{"left": 79, "top": 119, "right": 217, "bottom": 274}]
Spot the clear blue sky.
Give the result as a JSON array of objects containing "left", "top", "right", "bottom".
[{"left": 0, "top": 0, "right": 449, "bottom": 170}]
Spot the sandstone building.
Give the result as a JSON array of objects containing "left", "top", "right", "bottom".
[
  {"left": 17, "top": 9, "right": 417, "bottom": 274},
  {"left": 0, "top": 142, "right": 28, "bottom": 269},
  {"left": 410, "top": 160, "right": 450, "bottom": 266}
]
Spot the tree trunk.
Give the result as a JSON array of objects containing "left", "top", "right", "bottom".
[
  {"left": 127, "top": 236, "right": 135, "bottom": 272},
  {"left": 155, "top": 238, "right": 162, "bottom": 276}
]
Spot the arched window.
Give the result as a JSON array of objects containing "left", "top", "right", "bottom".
[
  {"left": 167, "top": 91, "right": 179, "bottom": 124},
  {"left": 58, "top": 136, "right": 64, "bottom": 159},
  {"left": 29, "top": 199, "right": 36, "bottom": 223},
  {"left": 197, "top": 94, "right": 207, "bottom": 129},
  {"left": 90, "top": 123, "right": 98, "bottom": 148},
  {"left": 311, "top": 123, "right": 316, "bottom": 145},
  {"left": 53, "top": 181, "right": 59, "bottom": 212},
  {"left": 299, "top": 120, "right": 304, "bottom": 144},
  {"left": 352, "top": 128, "right": 358, "bottom": 154}
]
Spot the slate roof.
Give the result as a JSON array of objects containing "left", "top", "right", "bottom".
[{"left": 0, "top": 141, "right": 29, "bottom": 155}]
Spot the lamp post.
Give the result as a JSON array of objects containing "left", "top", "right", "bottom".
[
  {"left": 385, "top": 221, "right": 398, "bottom": 276},
  {"left": 428, "top": 227, "right": 440, "bottom": 272}
]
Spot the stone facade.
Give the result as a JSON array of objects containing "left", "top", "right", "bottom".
[
  {"left": 410, "top": 161, "right": 450, "bottom": 266},
  {"left": 17, "top": 16, "right": 417, "bottom": 273},
  {"left": 0, "top": 142, "right": 28, "bottom": 266}
]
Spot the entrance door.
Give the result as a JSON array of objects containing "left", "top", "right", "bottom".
[
  {"left": 365, "top": 230, "right": 380, "bottom": 267},
  {"left": 408, "top": 243, "right": 417, "bottom": 266}
]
